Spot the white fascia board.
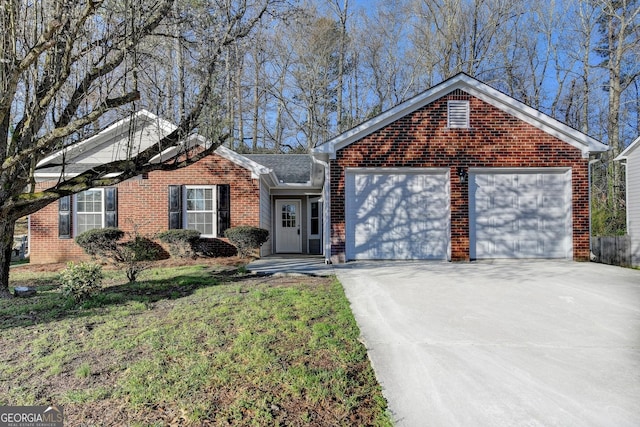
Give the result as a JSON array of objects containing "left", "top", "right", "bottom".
[
  {"left": 213, "top": 144, "right": 273, "bottom": 180},
  {"left": 34, "top": 171, "right": 123, "bottom": 183},
  {"left": 459, "top": 78, "right": 608, "bottom": 156},
  {"left": 314, "top": 73, "right": 608, "bottom": 158},
  {"left": 615, "top": 136, "right": 640, "bottom": 161},
  {"left": 314, "top": 80, "right": 457, "bottom": 157}
]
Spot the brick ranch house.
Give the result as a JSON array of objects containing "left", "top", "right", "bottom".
[
  {"left": 30, "top": 111, "right": 325, "bottom": 264},
  {"left": 28, "top": 73, "right": 608, "bottom": 264}
]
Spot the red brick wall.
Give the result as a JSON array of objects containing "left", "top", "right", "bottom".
[
  {"left": 29, "top": 154, "right": 261, "bottom": 264},
  {"left": 330, "top": 91, "right": 590, "bottom": 262}
]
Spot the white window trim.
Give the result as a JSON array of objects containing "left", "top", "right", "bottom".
[
  {"left": 307, "top": 197, "right": 323, "bottom": 255},
  {"left": 183, "top": 185, "right": 218, "bottom": 237},
  {"left": 74, "top": 188, "right": 105, "bottom": 236},
  {"left": 447, "top": 100, "right": 470, "bottom": 128},
  {"left": 308, "top": 197, "right": 321, "bottom": 239}
]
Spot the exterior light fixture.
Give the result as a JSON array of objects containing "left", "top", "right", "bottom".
[{"left": 457, "top": 166, "right": 468, "bottom": 183}]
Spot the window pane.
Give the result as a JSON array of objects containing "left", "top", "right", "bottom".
[
  {"left": 204, "top": 188, "right": 213, "bottom": 210},
  {"left": 187, "top": 212, "right": 213, "bottom": 235},
  {"left": 187, "top": 188, "right": 214, "bottom": 212},
  {"left": 76, "top": 190, "right": 103, "bottom": 234},
  {"left": 77, "top": 213, "right": 102, "bottom": 234}
]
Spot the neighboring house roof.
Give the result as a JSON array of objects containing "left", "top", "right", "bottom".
[
  {"left": 314, "top": 73, "right": 609, "bottom": 158},
  {"left": 33, "top": 110, "right": 319, "bottom": 187},
  {"left": 615, "top": 136, "right": 640, "bottom": 161}
]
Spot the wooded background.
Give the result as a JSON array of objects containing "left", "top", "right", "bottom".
[
  {"left": 158, "top": 0, "right": 639, "bottom": 235},
  {"left": 4, "top": 0, "right": 639, "bottom": 231}
]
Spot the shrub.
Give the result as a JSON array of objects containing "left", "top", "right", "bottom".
[
  {"left": 224, "top": 226, "right": 269, "bottom": 257},
  {"left": 120, "top": 236, "right": 161, "bottom": 282},
  {"left": 75, "top": 228, "right": 124, "bottom": 257},
  {"left": 157, "top": 229, "right": 201, "bottom": 258},
  {"left": 75, "top": 227, "right": 163, "bottom": 283},
  {"left": 59, "top": 262, "right": 103, "bottom": 303}
]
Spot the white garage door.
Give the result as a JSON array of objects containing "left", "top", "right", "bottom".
[
  {"left": 346, "top": 169, "right": 450, "bottom": 260},
  {"left": 469, "top": 169, "right": 572, "bottom": 259}
]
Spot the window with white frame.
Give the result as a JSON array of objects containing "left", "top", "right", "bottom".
[
  {"left": 75, "top": 189, "right": 104, "bottom": 234},
  {"left": 185, "top": 186, "right": 215, "bottom": 236},
  {"left": 168, "top": 184, "right": 230, "bottom": 237},
  {"left": 59, "top": 187, "right": 117, "bottom": 238}
]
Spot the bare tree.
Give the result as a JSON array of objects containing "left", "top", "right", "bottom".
[
  {"left": 326, "top": 0, "right": 349, "bottom": 132},
  {"left": 354, "top": 1, "right": 419, "bottom": 114},
  {"left": 593, "top": 0, "right": 640, "bottom": 233},
  {"left": 285, "top": 8, "right": 342, "bottom": 150},
  {"left": 0, "top": 0, "right": 273, "bottom": 297},
  {"left": 410, "top": 0, "right": 523, "bottom": 81}
]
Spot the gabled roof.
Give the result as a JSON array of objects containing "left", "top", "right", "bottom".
[
  {"left": 33, "top": 110, "right": 319, "bottom": 187},
  {"left": 615, "top": 136, "right": 640, "bottom": 161},
  {"left": 37, "top": 110, "right": 176, "bottom": 171},
  {"left": 314, "top": 73, "right": 609, "bottom": 158}
]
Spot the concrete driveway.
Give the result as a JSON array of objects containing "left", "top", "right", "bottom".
[{"left": 334, "top": 261, "right": 640, "bottom": 427}]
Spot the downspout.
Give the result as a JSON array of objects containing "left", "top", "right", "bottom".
[
  {"left": 588, "top": 157, "right": 601, "bottom": 260},
  {"left": 315, "top": 158, "right": 331, "bottom": 264}
]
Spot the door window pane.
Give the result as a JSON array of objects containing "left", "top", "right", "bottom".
[{"left": 281, "top": 204, "right": 296, "bottom": 228}]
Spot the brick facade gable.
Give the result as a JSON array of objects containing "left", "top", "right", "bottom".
[{"left": 330, "top": 92, "right": 590, "bottom": 262}]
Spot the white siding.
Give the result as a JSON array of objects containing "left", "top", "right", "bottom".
[
  {"left": 627, "top": 150, "right": 640, "bottom": 266},
  {"left": 77, "top": 124, "right": 168, "bottom": 164},
  {"left": 259, "top": 177, "right": 272, "bottom": 257}
]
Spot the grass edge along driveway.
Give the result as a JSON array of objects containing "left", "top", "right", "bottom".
[{"left": 1, "top": 263, "right": 391, "bottom": 426}]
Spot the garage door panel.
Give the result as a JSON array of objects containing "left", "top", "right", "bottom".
[
  {"left": 542, "top": 196, "right": 565, "bottom": 209},
  {"left": 470, "top": 170, "right": 572, "bottom": 259},
  {"left": 347, "top": 170, "right": 450, "bottom": 260}
]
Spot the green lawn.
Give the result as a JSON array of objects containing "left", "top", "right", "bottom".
[{"left": 0, "top": 263, "right": 391, "bottom": 426}]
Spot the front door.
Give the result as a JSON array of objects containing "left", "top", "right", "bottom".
[{"left": 276, "top": 199, "right": 302, "bottom": 253}]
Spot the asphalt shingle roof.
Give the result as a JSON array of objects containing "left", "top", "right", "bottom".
[{"left": 245, "top": 154, "right": 312, "bottom": 184}]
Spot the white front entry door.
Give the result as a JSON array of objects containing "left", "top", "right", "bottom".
[{"left": 276, "top": 199, "right": 302, "bottom": 253}]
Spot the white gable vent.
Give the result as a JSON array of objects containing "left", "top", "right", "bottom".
[{"left": 447, "top": 100, "right": 470, "bottom": 128}]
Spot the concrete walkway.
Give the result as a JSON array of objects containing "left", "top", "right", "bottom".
[
  {"left": 246, "top": 255, "right": 335, "bottom": 277},
  {"left": 335, "top": 260, "right": 640, "bottom": 427}
]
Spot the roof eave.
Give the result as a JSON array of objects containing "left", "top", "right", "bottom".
[{"left": 615, "top": 136, "right": 640, "bottom": 161}]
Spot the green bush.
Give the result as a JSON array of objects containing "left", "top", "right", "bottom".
[
  {"left": 224, "top": 226, "right": 269, "bottom": 257},
  {"left": 75, "top": 227, "right": 124, "bottom": 257},
  {"left": 120, "top": 236, "right": 161, "bottom": 282},
  {"left": 75, "top": 227, "right": 162, "bottom": 283},
  {"left": 157, "top": 229, "right": 201, "bottom": 258},
  {"left": 59, "top": 262, "right": 104, "bottom": 303}
]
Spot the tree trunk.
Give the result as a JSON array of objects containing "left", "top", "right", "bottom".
[{"left": 0, "top": 216, "right": 16, "bottom": 298}]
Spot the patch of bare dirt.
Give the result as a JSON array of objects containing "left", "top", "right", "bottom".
[{"left": 15, "top": 255, "right": 250, "bottom": 274}]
